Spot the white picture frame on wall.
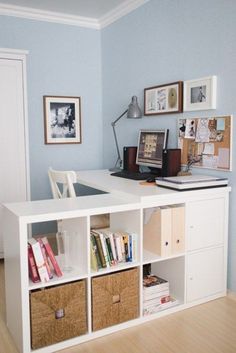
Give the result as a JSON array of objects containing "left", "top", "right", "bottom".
[{"left": 184, "top": 75, "right": 217, "bottom": 111}]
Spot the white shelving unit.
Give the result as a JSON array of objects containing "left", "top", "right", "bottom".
[{"left": 3, "top": 172, "right": 230, "bottom": 353}]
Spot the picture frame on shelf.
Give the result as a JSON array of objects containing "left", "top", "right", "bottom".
[
  {"left": 183, "top": 75, "right": 217, "bottom": 111},
  {"left": 44, "top": 95, "right": 81, "bottom": 144},
  {"left": 144, "top": 81, "right": 183, "bottom": 115}
]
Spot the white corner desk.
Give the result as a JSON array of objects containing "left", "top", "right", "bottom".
[{"left": 3, "top": 169, "right": 230, "bottom": 353}]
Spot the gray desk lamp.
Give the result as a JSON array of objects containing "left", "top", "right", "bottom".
[{"left": 110, "top": 96, "right": 142, "bottom": 172}]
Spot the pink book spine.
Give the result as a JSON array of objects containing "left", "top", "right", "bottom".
[
  {"left": 42, "top": 237, "right": 63, "bottom": 277},
  {"left": 28, "top": 244, "right": 40, "bottom": 283},
  {"left": 37, "top": 238, "right": 53, "bottom": 279}
]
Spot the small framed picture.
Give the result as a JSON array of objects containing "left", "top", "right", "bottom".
[
  {"left": 144, "top": 81, "right": 183, "bottom": 115},
  {"left": 44, "top": 96, "right": 81, "bottom": 144},
  {"left": 184, "top": 76, "right": 217, "bottom": 111}
]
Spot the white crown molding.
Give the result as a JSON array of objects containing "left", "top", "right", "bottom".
[
  {"left": 0, "top": 3, "right": 100, "bottom": 29},
  {"left": 0, "top": 0, "right": 149, "bottom": 29},
  {"left": 100, "top": 0, "right": 150, "bottom": 28}
]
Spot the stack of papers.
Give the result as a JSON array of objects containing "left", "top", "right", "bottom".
[{"left": 156, "top": 175, "right": 228, "bottom": 190}]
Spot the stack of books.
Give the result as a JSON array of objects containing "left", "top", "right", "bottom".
[
  {"left": 28, "top": 236, "right": 62, "bottom": 283},
  {"left": 90, "top": 228, "right": 137, "bottom": 271},
  {"left": 143, "top": 274, "right": 178, "bottom": 315}
]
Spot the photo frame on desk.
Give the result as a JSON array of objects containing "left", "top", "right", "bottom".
[
  {"left": 144, "top": 81, "right": 183, "bottom": 115},
  {"left": 44, "top": 95, "right": 82, "bottom": 144},
  {"left": 178, "top": 115, "right": 232, "bottom": 171}
]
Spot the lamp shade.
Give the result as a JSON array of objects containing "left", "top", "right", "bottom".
[{"left": 127, "top": 96, "right": 142, "bottom": 119}]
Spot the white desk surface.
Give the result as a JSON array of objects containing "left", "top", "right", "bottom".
[
  {"left": 2, "top": 169, "right": 230, "bottom": 221},
  {"left": 77, "top": 169, "right": 230, "bottom": 205}
]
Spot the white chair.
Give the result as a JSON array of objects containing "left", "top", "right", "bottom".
[
  {"left": 48, "top": 167, "right": 110, "bottom": 229},
  {"left": 48, "top": 167, "right": 77, "bottom": 199}
]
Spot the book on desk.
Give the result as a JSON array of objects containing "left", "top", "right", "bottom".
[{"left": 155, "top": 175, "right": 228, "bottom": 190}]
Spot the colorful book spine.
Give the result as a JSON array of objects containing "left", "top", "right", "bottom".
[
  {"left": 128, "top": 234, "right": 132, "bottom": 262},
  {"left": 90, "top": 233, "right": 102, "bottom": 269},
  {"left": 28, "top": 244, "right": 40, "bottom": 283},
  {"left": 99, "top": 232, "right": 110, "bottom": 268},
  {"left": 108, "top": 232, "right": 118, "bottom": 264},
  {"left": 122, "top": 234, "right": 129, "bottom": 262},
  {"left": 37, "top": 238, "right": 53, "bottom": 279},
  {"left": 93, "top": 232, "right": 106, "bottom": 268},
  {"left": 105, "top": 235, "right": 115, "bottom": 266},
  {"left": 41, "top": 237, "right": 63, "bottom": 277},
  {"left": 113, "top": 233, "right": 123, "bottom": 262},
  {"left": 90, "top": 237, "right": 98, "bottom": 271},
  {"left": 119, "top": 233, "right": 126, "bottom": 262},
  {"left": 28, "top": 238, "right": 50, "bottom": 283}
]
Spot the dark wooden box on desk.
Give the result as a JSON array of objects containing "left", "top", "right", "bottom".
[
  {"left": 123, "top": 146, "right": 139, "bottom": 172},
  {"left": 162, "top": 149, "right": 181, "bottom": 177}
]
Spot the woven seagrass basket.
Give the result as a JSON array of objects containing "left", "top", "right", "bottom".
[
  {"left": 92, "top": 267, "right": 139, "bottom": 331},
  {"left": 30, "top": 280, "right": 87, "bottom": 349}
]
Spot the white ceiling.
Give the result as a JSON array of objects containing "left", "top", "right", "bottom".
[{"left": 0, "top": 0, "right": 149, "bottom": 28}]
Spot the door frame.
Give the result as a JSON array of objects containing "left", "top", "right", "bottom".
[{"left": 0, "top": 48, "right": 31, "bottom": 202}]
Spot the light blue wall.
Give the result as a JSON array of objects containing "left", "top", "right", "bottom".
[
  {"left": 0, "top": 0, "right": 235, "bottom": 290},
  {"left": 101, "top": 0, "right": 236, "bottom": 291},
  {"left": 0, "top": 15, "right": 103, "bottom": 201}
]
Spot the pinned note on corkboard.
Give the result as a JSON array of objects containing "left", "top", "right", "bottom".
[{"left": 178, "top": 115, "right": 232, "bottom": 171}]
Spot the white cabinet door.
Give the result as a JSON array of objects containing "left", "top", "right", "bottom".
[
  {"left": 0, "top": 56, "right": 29, "bottom": 257},
  {"left": 187, "top": 247, "right": 224, "bottom": 303},
  {"left": 187, "top": 198, "right": 224, "bottom": 251}
]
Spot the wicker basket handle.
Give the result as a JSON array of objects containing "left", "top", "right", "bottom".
[{"left": 112, "top": 294, "right": 120, "bottom": 304}]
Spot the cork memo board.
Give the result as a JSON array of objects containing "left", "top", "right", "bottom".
[{"left": 178, "top": 115, "right": 232, "bottom": 171}]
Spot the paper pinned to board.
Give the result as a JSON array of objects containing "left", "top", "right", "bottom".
[
  {"left": 202, "top": 155, "right": 218, "bottom": 168},
  {"left": 216, "top": 118, "right": 225, "bottom": 131},
  {"left": 202, "top": 143, "right": 214, "bottom": 155},
  {"left": 195, "top": 118, "right": 210, "bottom": 142},
  {"left": 217, "top": 148, "right": 230, "bottom": 169}
]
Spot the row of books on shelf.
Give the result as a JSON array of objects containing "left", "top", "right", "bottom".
[
  {"left": 90, "top": 228, "right": 137, "bottom": 271},
  {"left": 143, "top": 274, "right": 179, "bottom": 315},
  {"left": 28, "top": 237, "right": 62, "bottom": 283}
]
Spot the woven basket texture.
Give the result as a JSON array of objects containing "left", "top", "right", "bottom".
[
  {"left": 30, "top": 280, "right": 87, "bottom": 349},
  {"left": 92, "top": 268, "right": 139, "bottom": 331}
]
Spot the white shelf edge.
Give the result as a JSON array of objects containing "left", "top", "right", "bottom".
[
  {"left": 28, "top": 268, "right": 88, "bottom": 290},
  {"left": 143, "top": 250, "right": 185, "bottom": 265},
  {"left": 90, "top": 261, "right": 140, "bottom": 277}
]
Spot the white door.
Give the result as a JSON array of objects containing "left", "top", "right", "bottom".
[
  {"left": 187, "top": 198, "right": 224, "bottom": 251},
  {"left": 186, "top": 247, "right": 224, "bottom": 302},
  {"left": 0, "top": 52, "right": 29, "bottom": 257}
]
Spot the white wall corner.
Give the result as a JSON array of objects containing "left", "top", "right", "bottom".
[{"left": 100, "top": 0, "right": 150, "bottom": 29}]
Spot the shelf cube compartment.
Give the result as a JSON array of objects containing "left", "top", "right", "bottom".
[{"left": 143, "top": 204, "right": 185, "bottom": 259}]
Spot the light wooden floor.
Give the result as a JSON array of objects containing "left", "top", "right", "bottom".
[{"left": 1, "top": 259, "right": 236, "bottom": 353}]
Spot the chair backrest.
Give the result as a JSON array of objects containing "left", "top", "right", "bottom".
[{"left": 48, "top": 167, "right": 77, "bottom": 199}]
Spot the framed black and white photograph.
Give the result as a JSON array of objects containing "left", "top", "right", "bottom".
[
  {"left": 44, "top": 96, "right": 81, "bottom": 144},
  {"left": 144, "top": 81, "right": 183, "bottom": 115},
  {"left": 184, "top": 76, "right": 217, "bottom": 111}
]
